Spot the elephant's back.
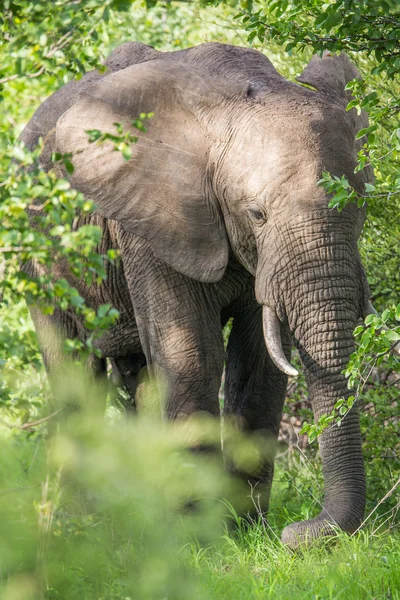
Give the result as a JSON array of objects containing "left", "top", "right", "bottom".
[{"left": 163, "top": 42, "right": 284, "bottom": 90}]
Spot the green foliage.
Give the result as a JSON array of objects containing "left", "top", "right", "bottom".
[
  {"left": 0, "top": 402, "right": 399, "bottom": 599},
  {"left": 0, "top": 402, "right": 228, "bottom": 598},
  {"left": 347, "top": 305, "right": 400, "bottom": 386},
  {"left": 361, "top": 382, "right": 399, "bottom": 510},
  {"left": 299, "top": 303, "right": 400, "bottom": 444},
  {"left": 0, "top": 141, "right": 120, "bottom": 358},
  {"left": 0, "top": 0, "right": 138, "bottom": 86},
  {"left": 237, "top": 0, "right": 400, "bottom": 73},
  {"left": 318, "top": 171, "right": 363, "bottom": 212},
  {"left": 0, "top": 300, "right": 46, "bottom": 421},
  {"left": 1, "top": 143, "right": 102, "bottom": 298},
  {"left": 299, "top": 395, "right": 355, "bottom": 444}
]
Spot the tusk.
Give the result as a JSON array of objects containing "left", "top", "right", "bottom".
[
  {"left": 262, "top": 306, "right": 298, "bottom": 377},
  {"left": 364, "top": 301, "right": 400, "bottom": 358}
]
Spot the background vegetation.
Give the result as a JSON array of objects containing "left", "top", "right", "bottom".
[{"left": 0, "top": 1, "right": 399, "bottom": 598}]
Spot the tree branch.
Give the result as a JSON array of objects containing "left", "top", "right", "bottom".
[
  {"left": 0, "top": 29, "right": 75, "bottom": 85},
  {"left": 0, "top": 409, "right": 62, "bottom": 431},
  {"left": 0, "top": 65, "right": 46, "bottom": 85}
]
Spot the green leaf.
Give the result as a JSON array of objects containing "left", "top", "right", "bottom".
[
  {"left": 324, "top": 12, "right": 341, "bottom": 32},
  {"left": 385, "top": 330, "right": 400, "bottom": 342},
  {"left": 364, "top": 314, "right": 376, "bottom": 325},
  {"left": 314, "top": 13, "right": 327, "bottom": 27},
  {"left": 356, "top": 128, "right": 369, "bottom": 140},
  {"left": 98, "top": 304, "right": 111, "bottom": 318},
  {"left": 64, "top": 160, "right": 74, "bottom": 175},
  {"left": 121, "top": 145, "right": 132, "bottom": 160},
  {"left": 395, "top": 304, "right": 400, "bottom": 321}
]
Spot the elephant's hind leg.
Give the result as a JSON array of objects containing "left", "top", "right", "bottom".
[
  {"left": 223, "top": 298, "right": 290, "bottom": 518},
  {"left": 28, "top": 305, "right": 109, "bottom": 414}
]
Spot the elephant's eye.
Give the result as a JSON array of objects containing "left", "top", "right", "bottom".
[{"left": 248, "top": 207, "right": 265, "bottom": 223}]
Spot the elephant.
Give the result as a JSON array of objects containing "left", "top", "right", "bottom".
[{"left": 19, "top": 40, "right": 387, "bottom": 548}]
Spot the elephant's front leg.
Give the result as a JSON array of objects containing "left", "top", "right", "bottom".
[
  {"left": 223, "top": 299, "right": 290, "bottom": 517},
  {"left": 143, "top": 304, "right": 225, "bottom": 424},
  {"left": 123, "top": 247, "right": 225, "bottom": 429}
]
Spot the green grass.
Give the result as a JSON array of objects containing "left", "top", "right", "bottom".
[
  {"left": 189, "top": 527, "right": 400, "bottom": 600},
  {"left": 0, "top": 405, "right": 398, "bottom": 600}
]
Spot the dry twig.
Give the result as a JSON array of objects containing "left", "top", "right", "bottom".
[{"left": 352, "top": 477, "right": 400, "bottom": 535}]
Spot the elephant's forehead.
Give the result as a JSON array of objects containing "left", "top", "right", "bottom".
[
  {"left": 234, "top": 122, "right": 323, "bottom": 196},
  {"left": 241, "top": 99, "right": 346, "bottom": 154},
  {"left": 233, "top": 99, "right": 355, "bottom": 195}
]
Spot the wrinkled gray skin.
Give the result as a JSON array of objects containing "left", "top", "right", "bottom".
[{"left": 20, "top": 42, "right": 374, "bottom": 548}]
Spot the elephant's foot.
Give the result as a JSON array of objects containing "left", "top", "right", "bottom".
[{"left": 281, "top": 509, "right": 359, "bottom": 549}]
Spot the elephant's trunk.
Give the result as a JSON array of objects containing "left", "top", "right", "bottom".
[
  {"left": 258, "top": 224, "right": 368, "bottom": 547},
  {"left": 281, "top": 306, "right": 366, "bottom": 547}
]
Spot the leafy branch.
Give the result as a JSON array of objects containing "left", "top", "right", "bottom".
[
  {"left": 300, "top": 304, "right": 400, "bottom": 442},
  {"left": 86, "top": 113, "right": 154, "bottom": 160}
]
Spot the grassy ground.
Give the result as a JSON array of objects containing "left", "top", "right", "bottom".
[
  {"left": 0, "top": 406, "right": 398, "bottom": 600},
  {"left": 191, "top": 527, "right": 400, "bottom": 600}
]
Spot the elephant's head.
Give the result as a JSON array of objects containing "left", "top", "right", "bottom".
[{"left": 55, "top": 44, "right": 374, "bottom": 546}]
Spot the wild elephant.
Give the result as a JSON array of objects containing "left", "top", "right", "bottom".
[{"left": 20, "top": 41, "right": 389, "bottom": 547}]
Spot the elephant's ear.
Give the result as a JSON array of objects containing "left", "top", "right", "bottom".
[
  {"left": 296, "top": 52, "right": 361, "bottom": 101},
  {"left": 56, "top": 60, "right": 242, "bottom": 282},
  {"left": 297, "top": 51, "right": 370, "bottom": 156}
]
